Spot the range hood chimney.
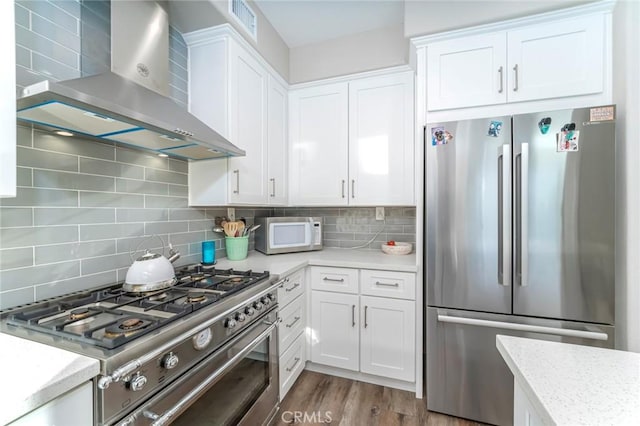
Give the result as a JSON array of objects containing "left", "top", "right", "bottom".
[{"left": 16, "top": 1, "right": 244, "bottom": 160}]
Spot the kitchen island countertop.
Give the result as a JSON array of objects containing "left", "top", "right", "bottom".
[
  {"left": 497, "top": 335, "right": 640, "bottom": 425},
  {"left": 212, "top": 247, "right": 418, "bottom": 278},
  {"left": 0, "top": 333, "right": 99, "bottom": 425}
]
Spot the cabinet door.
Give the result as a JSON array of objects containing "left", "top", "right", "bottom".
[
  {"left": 267, "top": 76, "right": 288, "bottom": 205},
  {"left": 348, "top": 72, "right": 415, "bottom": 205},
  {"left": 427, "top": 32, "right": 507, "bottom": 110},
  {"left": 360, "top": 296, "right": 415, "bottom": 381},
  {"left": 1, "top": 0, "right": 16, "bottom": 198},
  {"left": 310, "top": 291, "right": 359, "bottom": 371},
  {"left": 228, "top": 43, "right": 268, "bottom": 204},
  {"left": 507, "top": 14, "right": 604, "bottom": 102},
  {"left": 289, "top": 83, "right": 349, "bottom": 206}
]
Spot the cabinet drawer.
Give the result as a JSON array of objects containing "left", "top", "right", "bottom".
[
  {"left": 360, "top": 270, "right": 416, "bottom": 300},
  {"left": 311, "top": 266, "right": 358, "bottom": 294},
  {"left": 278, "top": 295, "right": 305, "bottom": 353},
  {"left": 279, "top": 332, "right": 306, "bottom": 401},
  {"left": 277, "top": 268, "right": 304, "bottom": 307}
]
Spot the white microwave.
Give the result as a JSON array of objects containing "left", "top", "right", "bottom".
[{"left": 254, "top": 217, "right": 322, "bottom": 255}]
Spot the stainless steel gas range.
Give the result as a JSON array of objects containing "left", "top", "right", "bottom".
[{"left": 1, "top": 265, "right": 281, "bottom": 426}]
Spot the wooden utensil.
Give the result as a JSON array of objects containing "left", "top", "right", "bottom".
[{"left": 224, "top": 221, "right": 239, "bottom": 237}]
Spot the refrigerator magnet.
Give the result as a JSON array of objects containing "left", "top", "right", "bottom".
[
  {"left": 431, "top": 126, "right": 452, "bottom": 146},
  {"left": 557, "top": 130, "right": 580, "bottom": 152},
  {"left": 538, "top": 117, "right": 552, "bottom": 134},
  {"left": 488, "top": 121, "right": 503, "bottom": 137}
]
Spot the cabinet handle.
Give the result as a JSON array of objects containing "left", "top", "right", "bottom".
[
  {"left": 364, "top": 305, "right": 368, "bottom": 328},
  {"left": 285, "top": 282, "right": 300, "bottom": 292},
  {"left": 498, "top": 66, "right": 504, "bottom": 93},
  {"left": 270, "top": 178, "right": 276, "bottom": 197},
  {"left": 513, "top": 64, "right": 519, "bottom": 92},
  {"left": 233, "top": 169, "right": 240, "bottom": 194},
  {"left": 351, "top": 180, "right": 355, "bottom": 199},
  {"left": 352, "top": 305, "right": 356, "bottom": 327},
  {"left": 375, "top": 281, "right": 400, "bottom": 287},
  {"left": 341, "top": 180, "right": 346, "bottom": 198},
  {"left": 286, "top": 357, "right": 301, "bottom": 372},
  {"left": 285, "top": 316, "right": 301, "bottom": 328},
  {"left": 322, "top": 277, "right": 344, "bottom": 283}
]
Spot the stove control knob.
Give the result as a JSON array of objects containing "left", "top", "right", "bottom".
[
  {"left": 245, "top": 307, "right": 255, "bottom": 316},
  {"left": 225, "top": 318, "right": 237, "bottom": 329},
  {"left": 261, "top": 297, "right": 271, "bottom": 306},
  {"left": 162, "top": 352, "right": 179, "bottom": 370},
  {"left": 253, "top": 301, "right": 264, "bottom": 311},
  {"left": 235, "top": 313, "right": 246, "bottom": 322},
  {"left": 129, "top": 374, "right": 147, "bottom": 392},
  {"left": 267, "top": 293, "right": 276, "bottom": 302}
]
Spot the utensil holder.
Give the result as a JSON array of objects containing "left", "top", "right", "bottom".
[{"left": 225, "top": 236, "right": 249, "bottom": 261}]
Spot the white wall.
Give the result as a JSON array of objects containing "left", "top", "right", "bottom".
[
  {"left": 289, "top": 24, "right": 407, "bottom": 84},
  {"left": 613, "top": 0, "right": 640, "bottom": 352},
  {"left": 169, "top": 0, "right": 289, "bottom": 81},
  {"left": 404, "top": 0, "right": 596, "bottom": 37}
]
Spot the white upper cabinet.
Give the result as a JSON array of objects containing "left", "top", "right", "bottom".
[
  {"left": 289, "top": 71, "right": 415, "bottom": 206},
  {"left": 228, "top": 44, "right": 269, "bottom": 204},
  {"left": 1, "top": 0, "right": 16, "bottom": 198},
  {"left": 425, "top": 13, "right": 608, "bottom": 111},
  {"left": 506, "top": 14, "right": 604, "bottom": 102},
  {"left": 348, "top": 72, "right": 414, "bottom": 205},
  {"left": 267, "top": 76, "right": 288, "bottom": 205},
  {"left": 185, "top": 26, "right": 288, "bottom": 206},
  {"left": 289, "top": 83, "right": 349, "bottom": 206},
  {"left": 427, "top": 32, "right": 507, "bottom": 110}
]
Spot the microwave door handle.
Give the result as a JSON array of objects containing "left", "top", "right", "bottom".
[{"left": 308, "top": 217, "right": 315, "bottom": 247}]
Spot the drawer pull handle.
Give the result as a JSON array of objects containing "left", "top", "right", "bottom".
[
  {"left": 285, "top": 282, "right": 301, "bottom": 292},
  {"left": 285, "top": 316, "right": 301, "bottom": 328},
  {"left": 352, "top": 305, "right": 356, "bottom": 327},
  {"left": 375, "top": 281, "right": 400, "bottom": 287},
  {"left": 286, "top": 357, "right": 301, "bottom": 372},
  {"left": 364, "top": 305, "right": 368, "bottom": 328},
  {"left": 323, "top": 277, "right": 345, "bottom": 283}
]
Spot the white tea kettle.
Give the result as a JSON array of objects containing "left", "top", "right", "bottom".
[{"left": 123, "top": 236, "right": 180, "bottom": 293}]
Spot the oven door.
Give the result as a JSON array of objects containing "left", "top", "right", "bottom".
[{"left": 115, "top": 310, "right": 279, "bottom": 426}]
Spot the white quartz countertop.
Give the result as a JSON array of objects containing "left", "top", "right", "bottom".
[
  {"left": 0, "top": 333, "right": 100, "bottom": 425},
  {"left": 213, "top": 248, "right": 418, "bottom": 278},
  {"left": 497, "top": 335, "right": 640, "bottom": 425}
]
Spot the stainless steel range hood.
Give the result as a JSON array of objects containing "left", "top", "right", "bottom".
[{"left": 16, "top": 1, "right": 244, "bottom": 160}]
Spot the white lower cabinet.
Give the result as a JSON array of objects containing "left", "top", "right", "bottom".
[
  {"left": 276, "top": 269, "right": 306, "bottom": 401},
  {"left": 10, "top": 381, "right": 93, "bottom": 425},
  {"left": 513, "top": 379, "right": 544, "bottom": 426},
  {"left": 360, "top": 296, "right": 415, "bottom": 381},
  {"left": 309, "top": 267, "right": 416, "bottom": 383},
  {"left": 310, "top": 291, "right": 360, "bottom": 370}
]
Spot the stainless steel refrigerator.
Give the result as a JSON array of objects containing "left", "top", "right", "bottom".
[{"left": 425, "top": 105, "right": 616, "bottom": 425}]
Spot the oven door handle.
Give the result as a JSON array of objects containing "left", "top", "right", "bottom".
[{"left": 143, "top": 321, "right": 277, "bottom": 426}]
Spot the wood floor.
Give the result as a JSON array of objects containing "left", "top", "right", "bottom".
[{"left": 274, "top": 371, "right": 485, "bottom": 426}]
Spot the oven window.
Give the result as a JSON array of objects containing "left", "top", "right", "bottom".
[{"left": 172, "top": 339, "right": 270, "bottom": 426}]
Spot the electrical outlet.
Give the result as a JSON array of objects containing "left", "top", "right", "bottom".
[
  {"left": 376, "top": 207, "right": 385, "bottom": 221},
  {"left": 227, "top": 207, "right": 235, "bottom": 221}
]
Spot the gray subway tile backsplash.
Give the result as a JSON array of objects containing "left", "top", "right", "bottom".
[
  {"left": 15, "top": 25, "right": 79, "bottom": 70},
  {"left": 35, "top": 240, "right": 116, "bottom": 265},
  {"left": 115, "top": 178, "right": 169, "bottom": 196},
  {"left": 0, "top": 287, "right": 35, "bottom": 311},
  {"left": 79, "top": 158, "right": 145, "bottom": 179},
  {"left": 34, "top": 169, "right": 115, "bottom": 191},
  {"left": 31, "top": 13, "right": 81, "bottom": 53},
  {"left": 34, "top": 132, "right": 115, "bottom": 160},
  {"left": 0, "top": 208, "right": 33, "bottom": 228},
  {"left": 1, "top": 261, "right": 80, "bottom": 292},
  {"left": 116, "top": 208, "right": 169, "bottom": 223},
  {"left": 145, "top": 168, "right": 189, "bottom": 185},
  {"left": 79, "top": 191, "right": 144, "bottom": 208},
  {"left": 0, "top": 248, "right": 34, "bottom": 270},
  {"left": 0, "top": 225, "right": 79, "bottom": 249},
  {"left": 80, "top": 223, "right": 146, "bottom": 241},
  {"left": 17, "top": 146, "right": 79, "bottom": 172},
  {"left": 0, "top": 187, "right": 79, "bottom": 208},
  {"left": 19, "top": 0, "right": 79, "bottom": 35},
  {"left": 34, "top": 207, "right": 115, "bottom": 226},
  {"left": 35, "top": 271, "right": 117, "bottom": 301}
]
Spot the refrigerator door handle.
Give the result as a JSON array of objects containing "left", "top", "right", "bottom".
[
  {"left": 519, "top": 143, "right": 529, "bottom": 287},
  {"left": 437, "top": 315, "right": 608, "bottom": 341},
  {"left": 498, "top": 145, "right": 511, "bottom": 286}
]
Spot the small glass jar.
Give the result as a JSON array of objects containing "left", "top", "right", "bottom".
[{"left": 201, "top": 240, "right": 216, "bottom": 265}]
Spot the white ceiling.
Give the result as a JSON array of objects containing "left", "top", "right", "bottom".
[{"left": 253, "top": 0, "right": 405, "bottom": 48}]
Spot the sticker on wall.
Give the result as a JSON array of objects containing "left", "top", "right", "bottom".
[
  {"left": 557, "top": 126, "right": 580, "bottom": 152},
  {"left": 431, "top": 127, "right": 453, "bottom": 146},
  {"left": 538, "top": 117, "right": 552, "bottom": 134},
  {"left": 487, "top": 121, "right": 503, "bottom": 137},
  {"left": 589, "top": 106, "right": 615, "bottom": 122}
]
